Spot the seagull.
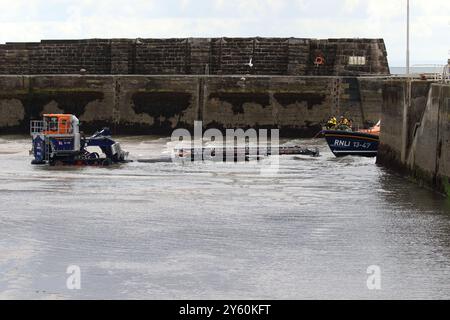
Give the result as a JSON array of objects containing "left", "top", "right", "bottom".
[{"left": 246, "top": 57, "right": 253, "bottom": 68}]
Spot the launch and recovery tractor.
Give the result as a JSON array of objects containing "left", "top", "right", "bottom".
[{"left": 30, "top": 114, "right": 130, "bottom": 166}]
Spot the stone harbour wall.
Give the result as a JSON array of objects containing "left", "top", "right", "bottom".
[
  {"left": 0, "top": 38, "right": 390, "bottom": 76},
  {"left": 0, "top": 75, "right": 385, "bottom": 136}
]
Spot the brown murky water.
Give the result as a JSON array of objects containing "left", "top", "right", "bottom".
[{"left": 0, "top": 136, "right": 449, "bottom": 299}]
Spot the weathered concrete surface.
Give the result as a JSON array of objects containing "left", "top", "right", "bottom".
[
  {"left": 438, "top": 85, "right": 450, "bottom": 195},
  {"left": 378, "top": 80, "right": 450, "bottom": 196},
  {"left": 0, "top": 75, "right": 115, "bottom": 133},
  {"left": 0, "top": 75, "right": 385, "bottom": 136},
  {"left": 116, "top": 76, "right": 199, "bottom": 134}
]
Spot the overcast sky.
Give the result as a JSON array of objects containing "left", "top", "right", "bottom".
[{"left": 0, "top": 0, "right": 448, "bottom": 66}]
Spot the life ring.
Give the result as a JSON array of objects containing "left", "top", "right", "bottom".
[{"left": 314, "top": 56, "right": 325, "bottom": 65}]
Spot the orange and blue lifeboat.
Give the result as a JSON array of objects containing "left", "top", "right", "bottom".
[{"left": 322, "top": 122, "right": 380, "bottom": 157}]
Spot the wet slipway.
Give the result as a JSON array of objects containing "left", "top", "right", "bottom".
[{"left": 0, "top": 136, "right": 449, "bottom": 299}]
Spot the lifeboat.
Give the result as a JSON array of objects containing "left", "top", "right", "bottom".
[{"left": 322, "top": 121, "right": 380, "bottom": 157}]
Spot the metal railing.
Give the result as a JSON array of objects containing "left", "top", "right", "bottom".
[
  {"left": 30, "top": 120, "right": 74, "bottom": 135},
  {"left": 443, "top": 64, "right": 450, "bottom": 84},
  {"left": 30, "top": 120, "right": 45, "bottom": 135},
  {"left": 389, "top": 64, "right": 450, "bottom": 84},
  {"left": 413, "top": 64, "right": 446, "bottom": 81}
]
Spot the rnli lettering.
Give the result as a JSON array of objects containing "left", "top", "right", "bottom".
[
  {"left": 333, "top": 140, "right": 351, "bottom": 147},
  {"left": 333, "top": 140, "right": 371, "bottom": 149}
]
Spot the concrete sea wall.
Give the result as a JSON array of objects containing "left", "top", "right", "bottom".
[
  {"left": 0, "top": 75, "right": 384, "bottom": 136},
  {"left": 378, "top": 80, "right": 450, "bottom": 196}
]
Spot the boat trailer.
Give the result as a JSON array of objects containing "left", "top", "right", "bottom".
[
  {"left": 175, "top": 145, "right": 320, "bottom": 161},
  {"left": 138, "top": 145, "right": 319, "bottom": 163},
  {"left": 30, "top": 114, "right": 129, "bottom": 166}
]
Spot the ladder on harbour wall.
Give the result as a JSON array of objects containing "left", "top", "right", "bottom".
[
  {"left": 112, "top": 77, "right": 121, "bottom": 131},
  {"left": 331, "top": 78, "right": 341, "bottom": 116}
]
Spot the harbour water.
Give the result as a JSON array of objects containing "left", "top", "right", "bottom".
[{"left": 0, "top": 136, "right": 449, "bottom": 299}]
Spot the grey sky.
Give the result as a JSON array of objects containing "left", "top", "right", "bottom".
[{"left": 0, "top": 0, "right": 448, "bottom": 66}]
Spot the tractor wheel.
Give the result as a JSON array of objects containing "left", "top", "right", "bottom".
[
  {"left": 102, "top": 158, "right": 112, "bottom": 166},
  {"left": 89, "top": 152, "right": 100, "bottom": 159},
  {"left": 31, "top": 160, "right": 46, "bottom": 165}
]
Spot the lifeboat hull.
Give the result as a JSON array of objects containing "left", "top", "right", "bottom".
[{"left": 322, "top": 130, "right": 379, "bottom": 157}]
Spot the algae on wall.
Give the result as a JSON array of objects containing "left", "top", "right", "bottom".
[{"left": 0, "top": 75, "right": 384, "bottom": 137}]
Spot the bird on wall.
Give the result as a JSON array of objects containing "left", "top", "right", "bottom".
[{"left": 246, "top": 57, "right": 254, "bottom": 68}]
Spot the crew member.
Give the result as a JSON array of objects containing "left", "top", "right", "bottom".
[
  {"left": 326, "top": 116, "right": 337, "bottom": 129},
  {"left": 340, "top": 116, "right": 349, "bottom": 126},
  {"left": 337, "top": 116, "right": 352, "bottom": 131}
]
